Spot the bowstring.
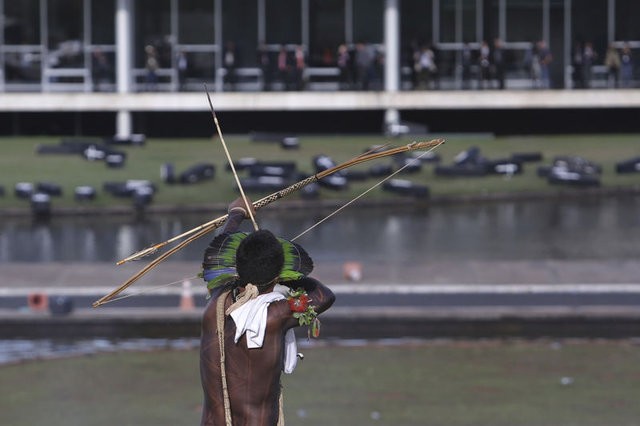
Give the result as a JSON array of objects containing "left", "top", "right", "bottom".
[
  {"left": 96, "top": 275, "right": 200, "bottom": 305},
  {"left": 290, "top": 142, "right": 441, "bottom": 242}
]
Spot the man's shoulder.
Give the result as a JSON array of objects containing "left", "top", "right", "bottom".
[
  {"left": 202, "top": 289, "right": 229, "bottom": 320},
  {"left": 267, "top": 298, "right": 291, "bottom": 318},
  {"left": 266, "top": 298, "right": 298, "bottom": 329}
]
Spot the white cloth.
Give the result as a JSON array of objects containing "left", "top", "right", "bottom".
[{"left": 229, "top": 290, "right": 298, "bottom": 374}]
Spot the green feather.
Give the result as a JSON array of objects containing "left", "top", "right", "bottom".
[
  {"left": 206, "top": 273, "right": 238, "bottom": 291},
  {"left": 202, "top": 231, "right": 313, "bottom": 289},
  {"left": 279, "top": 269, "right": 304, "bottom": 282}
]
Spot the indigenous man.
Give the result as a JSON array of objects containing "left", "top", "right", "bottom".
[{"left": 200, "top": 197, "right": 336, "bottom": 425}]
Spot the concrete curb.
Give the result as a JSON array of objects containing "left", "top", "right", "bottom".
[{"left": 2, "top": 305, "right": 640, "bottom": 340}]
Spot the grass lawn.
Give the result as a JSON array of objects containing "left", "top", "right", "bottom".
[
  {"left": 0, "top": 339, "right": 639, "bottom": 425},
  {"left": 1, "top": 134, "right": 640, "bottom": 211}
]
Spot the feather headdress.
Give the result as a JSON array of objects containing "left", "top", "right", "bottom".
[{"left": 202, "top": 231, "right": 313, "bottom": 291}]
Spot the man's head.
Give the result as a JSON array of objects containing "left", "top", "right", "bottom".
[{"left": 236, "top": 230, "right": 284, "bottom": 291}]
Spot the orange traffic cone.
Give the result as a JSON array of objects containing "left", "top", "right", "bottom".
[
  {"left": 342, "top": 262, "right": 362, "bottom": 282},
  {"left": 180, "top": 279, "right": 195, "bottom": 311}
]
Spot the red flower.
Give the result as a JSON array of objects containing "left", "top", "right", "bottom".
[{"left": 288, "top": 294, "right": 310, "bottom": 312}]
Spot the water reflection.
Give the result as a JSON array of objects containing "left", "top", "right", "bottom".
[
  {"left": 0, "top": 338, "right": 199, "bottom": 365},
  {"left": 0, "top": 337, "right": 430, "bottom": 365},
  {"left": 1, "top": 196, "right": 639, "bottom": 263}
]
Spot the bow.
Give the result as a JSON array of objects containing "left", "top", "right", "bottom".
[
  {"left": 204, "top": 84, "right": 259, "bottom": 231},
  {"left": 92, "top": 138, "right": 444, "bottom": 307}
]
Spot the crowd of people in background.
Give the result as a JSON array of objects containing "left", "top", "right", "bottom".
[
  {"left": 102, "top": 37, "right": 635, "bottom": 93},
  {"left": 405, "top": 38, "right": 633, "bottom": 91},
  {"left": 244, "top": 38, "right": 633, "bottom": 92},
  {"left": 572, "top": 41, "right": 635, "bottom": 89},
  {"left": 252, "top": 41, "right": 384, "bottom": 92}
]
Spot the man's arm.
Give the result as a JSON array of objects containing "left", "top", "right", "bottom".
[
  {"left": 220, "top": 208, "right": 246, "bottom": 234},
  {"left": 202, "top": 197, "right": 254, "bottom": 274},
  {"left": 275, "top": 276, "right": 335, "bottom": 330},
  {"left": 291, "top": 276, "right": 335, "bottom": 315},
  {"left": 220, "top": 196, "right": 254, "bottom": 234}
]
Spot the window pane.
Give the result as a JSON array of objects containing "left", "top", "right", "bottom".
[
  {"left": 572, "top": 0, "right": 607, "bottom": 55},
  {"left": 48, "top": 0, "right": 84, "bottom": 68},
  {"left": 223, "top": 0, "right": 258, "bottom": 67},
  {"left": 401, "top": 0, "right": 433, "bottom": 55},
  {"left": 309, "top": 0, "right": 345, "bottom": 66},
  {"left": 437, "top": 0, "right": 477, "bottom": 43},
  {"left": 461, "top": 0, "right": 477, "bottom": 42},
  {"left": 615, "top": 0, "right": 640, "bottom": 41},
  {"left": 183, "top": 51, "right": 215, "bottom": 80},
  {"left": 91, "top": 0, "right": 115, "bottom": 44},
  {"left": 353, "top": 0, "right": 383, "bottom": 44},
  {"left": 3, "top": 0, "right": 41, "bottom": 84},
  {"left": 487, "top": 0, "right": 499, "bottom": 41},
  {"left": 440, "top": 0, "right": 456, "bottom": 43},
  {"left": 400, "top": 0, "right": 433, "bottom": 79},
  {"left": 3, "top": 51, "right": 41, "bottom": 84},
  {"left": 178, "top": 0, "right": 214, "bottom": 44},
  {"left": 135, "top": 0, "right": 172, "bottom": 68},
  {"left": 266, "top": 0, "right": 301, "bottom": 44},
  {"left": 507, "top": 0, "right": 542, "bottom": 42},
  {"left": 4, "top": 0, "right": 40, "bottom": 44}
]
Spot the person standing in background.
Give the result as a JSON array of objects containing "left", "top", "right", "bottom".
[
  {"left": 461, "top": 43, "right": 473, "bottom": 90},
  {"left": 620, "top": 43, "right": 633, "bottom": 88},
  {"left": 223, "top": 41, "right": 238, "bottom": 91},
  {"left": 144, "top": 45, "right": 159, "bottom": 91},
  {"left": 355, "top": 41, "right": 374, "bottom": 91},
  {"left": 276, "top": 45, "right": 290, "bottom": 90},
  {"left": 337, "top": 43, "right": 352, "bottom": 90},
  {"left": 293, "top": 45, "right": 306, "bottom": 91},
  {"left": 572, "top": 42, "right": 585, "bottom": 89},
  {"left": 177, "top": 50, "right": 188, "bottom": 91},
  {"left": 492, "top": 38, "right": 505, "bottom": 90},
  {"left": 415, "top": 44, "right": 437, "bottom": 90},
  {"left": 92, "top": 48, "right": 111, "bottom": 92},
  {"left": 582, "top": 41, "right": 597, "bottom": 88},
  {"left": 258, "top": 43, "right": 272, "bottom": 91},
  {"left": 537, "top": 40, "right": 553, "bottom": 89},
  {"left": 604, "top": 43, "right": 621, "bottom": 88},
  {"left": 478, "top": 40, "right": 491, "bottom": 89}
]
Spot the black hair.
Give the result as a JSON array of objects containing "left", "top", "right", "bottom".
[{"left": 235, "top": 230, "right": 284, "bottom": 288}]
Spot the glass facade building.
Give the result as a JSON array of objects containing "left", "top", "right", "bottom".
[{"left": 1, "top": 0, "right": 638, "bottom": 93}]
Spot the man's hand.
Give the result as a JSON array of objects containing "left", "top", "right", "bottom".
[{"left": 228, "top": 196, "right": 254, "bottom": 218}]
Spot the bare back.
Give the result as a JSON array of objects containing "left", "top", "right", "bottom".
[{"left": 200, "top": 277, "right": 334, "bottom": 425}]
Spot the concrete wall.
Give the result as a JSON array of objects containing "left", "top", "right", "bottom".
[{"left": 1, "top": 90, "right": 639, "bottom": 112}]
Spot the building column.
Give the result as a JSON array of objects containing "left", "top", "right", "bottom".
[
  {"left": 214, "top": 0, "right": 223, "bottom": 91},
  {"left": 564, "top": 0, "right": 572, "bottom": 88},
  {"left": 384, "top": 0, "right": 400, "bottom": 130},
  {"left": 116, "top": 0, "right": 133, "bottom": 137}
]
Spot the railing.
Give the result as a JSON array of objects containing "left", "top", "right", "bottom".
[
  {"left": 215, "top": 67, "right": 264, "bottom": 92},
  {"left": 304, "top": 67, "right": 340, "bottom": 91},
  {"left": 42, "top": 68, "right": 92, "bottom": 92},
  {"left": 132, "top": 68, "right": 178, "bottom": 92},
  {"left": 0, "top": 63, "right": 637, "bottom": 93}
]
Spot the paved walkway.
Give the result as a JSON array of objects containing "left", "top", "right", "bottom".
[
  {"left": 1, "top": 259, "right": 639, "bottom": 339},
  {"left": 1, "top": 259, "right": 639, "bottom": 291}
]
